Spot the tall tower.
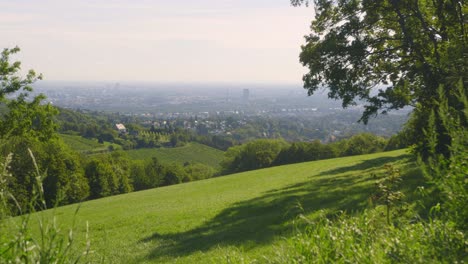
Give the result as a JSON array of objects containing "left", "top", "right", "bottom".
[{"left": 242, "top": 89, "right": 250, "bottom": 102}]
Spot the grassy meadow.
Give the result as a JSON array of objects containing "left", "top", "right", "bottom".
[
  {"left": 125, "top": 142, "right": 224, "bottom": 167},
  {"left": 18, "top": 149, "right": 422, "bottom": 263}
]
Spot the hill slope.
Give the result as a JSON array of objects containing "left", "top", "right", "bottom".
[
  {"left": 32, "top": 149, "right": 416, "bottom": 263},
  {"left": 125, "top": 142, "right": 224, "bottom": 168},
  {"left": 59, "top": 134, "right": 121, "bottom": 154}
]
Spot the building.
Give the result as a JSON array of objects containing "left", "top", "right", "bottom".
[
  {"left": 242, "top": 89, "right": 250, "bottom": 101},
  {"left": 115, "top": 123, "right": 127, "bottom": 134}
]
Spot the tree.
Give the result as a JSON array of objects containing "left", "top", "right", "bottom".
[
  {"left": 0, "top": 47, "right": 87, "bottom": 212},
  {"left": 0, "top": 137, "right": 90, "bottom": 212},
  {"left": 85, "top": 152, "right": 132, "bottom": 199},
  {"left": 161, "top": 164, "right": 184, "bottom": 186},
  {"left": 144, "top": 157, "right": 165, "bottom": 188},
  {"left": 0, "top": 47, "right": 58, "bottom": 141},
  {"left": 342, "top": 133, "right": 387, "bottom": 156},
  {"left": 292, "top": 0, "right": 466, "bottom": 157},
  {"left": 221, "top": 139, "right": 289, "bottom": 174},
  {"left": 129, "top": 161, "right": 149, "bottom": 191}
]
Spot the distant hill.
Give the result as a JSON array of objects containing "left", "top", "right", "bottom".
[
  {"left": 26, "top": 149, "right": 417, "bottom": 263},
  {"left": 125, "top": 142, "right": 224, "bottom": 168},
  {"left": 59, "top": 134, "right": 121, "bottom": 154},
  {"left": 59, "top": 134, "right": 223, "bottom": 168}
]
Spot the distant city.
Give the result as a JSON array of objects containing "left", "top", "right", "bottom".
[
  {"left": 31, "top": 81, "right": 405, "bottom": 116},
  {"left": 28, "top": 81, "right": 411, "bottom": 141}
]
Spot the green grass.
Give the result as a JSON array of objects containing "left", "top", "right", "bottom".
[
  {"left": 59, "top": 134, "right": 121, "bottom": 153},
  {"left": 125, "top": 142, "right": 224, "bottom": 168},
  {"left": 29, "top": 149, "right": 419, "bottom": 263}
]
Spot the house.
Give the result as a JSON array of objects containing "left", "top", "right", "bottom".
[{"left": 115, "top": 123, "right": 127, "bottom": 134}]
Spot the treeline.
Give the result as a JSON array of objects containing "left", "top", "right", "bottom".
[
  {"left": 0, "top": 136, "right": 215, "bottom": 214},
  {"left": 221, "top": 133, "right": 399, "bottom": 174}
]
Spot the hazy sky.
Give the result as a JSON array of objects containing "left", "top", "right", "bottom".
[{"left": 1, "top": 0, "right": 314, "bottom": 83}]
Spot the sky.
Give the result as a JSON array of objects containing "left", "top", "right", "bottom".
[{"left": 0, "top": 0, "right": 314, "bottom": 84}]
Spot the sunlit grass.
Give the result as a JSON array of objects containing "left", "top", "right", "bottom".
[{"left": 29, "top": 149, "right": 416, "bottom": 263}]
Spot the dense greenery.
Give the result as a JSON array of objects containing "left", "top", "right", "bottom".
[{"left": 221, "top": 133, "right": 388, "bottom": 174}]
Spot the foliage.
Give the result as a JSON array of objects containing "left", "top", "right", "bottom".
[
  {"left": 384, "top": 130, "right": 413, "bottom": 151},
  {"left": 0, "top": 137, "right": 89, "bottom": 213},
  {"left": 274, "top": 141, "right": 336, "bottom": 165},
  {"left": 0, "top": 47, "right": 58, "bottom": 142},
  {"left": 0, "top": 150, "right": 90, "bottom": 263},
  {"left": 142, "top": 157, "right": 165, "bottom": 190},
  {"left": 372, "top": 164, "right": 404, "bottom": 225},
  {"left": 294, "top": 0, "right": 466, "bottom": 119},
  {"left": 293, "top": 0, "right": 467, "bottom": 161},
  {"left": 182, "top": 162, "right": 216, "bottom": 181},
  {"left": 130, "top": 158, "right": 213, "bottom": 191},
  {"left": 272, "top": 211, "right": 466, "bottom": 263},
  {"left": 1, "top": 95, "right": 58, "bottom": 142},
  {"left": 85, "top": 151, "right": 132, "bottom": 199},
  {"left": 222, "top": 134, "right": 389, "bottom": 174},
  {"left": 129, "top": 161, "right": 149, "bottom": 191},
  {"left": 161, "top": 163, "right": 185, "bottom": 186},
  {"left": 340, "top": 133, "right": 387, "bottom": 156},
  {"left": 221, "top": 139, "right": 289, "bottom": 174},
  {"left": 419, "top": 82, "right": 468, "bottom": 230},
  {"left": 0, "top": 47, "right": 89, "bottom": 212}
]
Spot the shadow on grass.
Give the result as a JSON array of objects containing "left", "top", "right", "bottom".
[
  {"left": 139, "top": 154, "right": 415, "bottom": 261},
  {"left": 317, "top": 154, "right": 413, "bottom": 176}
]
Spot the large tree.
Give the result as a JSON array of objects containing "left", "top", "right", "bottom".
[{"left": 293, "top": 0, "right": 466, "bottom": 157}]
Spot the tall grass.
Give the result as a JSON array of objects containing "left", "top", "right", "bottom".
[
  {"left": 216, "top": 208, "right": 466, "bottom": 264},
  {"left": 0, "top": 149, "right": 91, "bottom": 263},
  {"left": 272, "top": 210, "right": 466, "bottom": 263}
]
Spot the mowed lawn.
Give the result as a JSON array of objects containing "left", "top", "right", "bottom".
[
  {"left": 28, "top": 149, "right": 416, "bottom": 263},
  {"left": 125, "top": 142, "right": 224, "bottom": 168}
]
